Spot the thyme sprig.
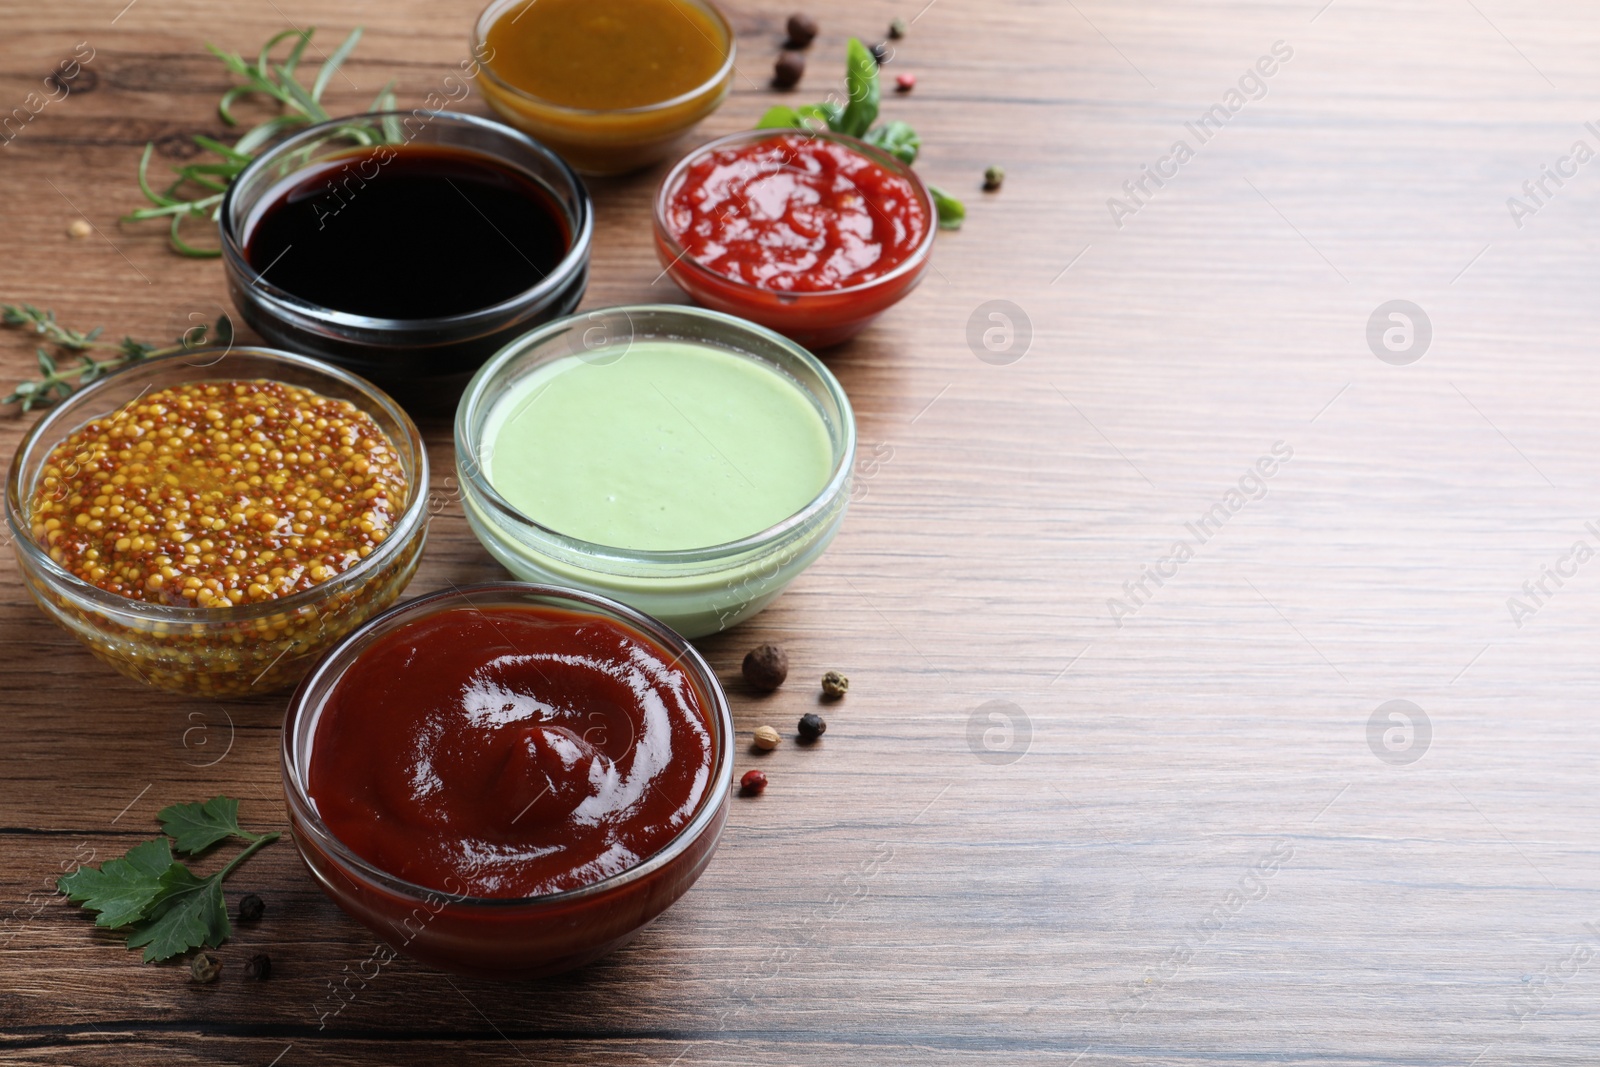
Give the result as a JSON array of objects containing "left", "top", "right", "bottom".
[
  {"left": 1, "top": 303, "right": 232, "bottom": 412},
  {"left": 126, "top": 27, "right": 397, "bottom": 257}
]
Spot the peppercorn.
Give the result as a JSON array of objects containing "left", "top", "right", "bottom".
[
  {"left": 889, "top": 16, "right": 908, "bottom": 39},
  {"left": 743, "top": 643, "right": 789, "bottom": 690},
  {"left": 740, "top": 769, "right": 768, "bottom": 795},
  {"left": 821, "top": 670, "right": 849, "bottom": 699},
  {"left": 870, "top": 41, "right": 890, "bottom": 65},
  {"left": 67, "top": 219, "right": 92, "bottom": 240},
  {"left": 984, "top": 165, "right": 1005, "bottom": 192},
  {"left": 753, "top": 725, "right": 781, "bottom": 751},
  {"left": 798, "top": 712, "right": 827, "bottom": 741},
  {"left": 895, "top": 72, "right": 916, "bottom": 93},
  {"left": 189, "top": 951, "right": 222, "bottom": 984},
  {"left": 243, "top": 952, "right": 272, "bottom": 980},
  {"left": 773, "top": 50, "right": 806, "bottom": 90},
  {"left": 237, "top": 892, "right": 265, "bottom": 922},
  {"left": 785, "top": 13, "right": 818, "bottom": 48}
]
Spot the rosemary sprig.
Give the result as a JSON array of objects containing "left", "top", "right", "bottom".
[
  {"left": 1, "top": 304, "right": 233, "bottom": 412},
  {"left": 126, "top": 27, "right": 397, "bottom": 258}
]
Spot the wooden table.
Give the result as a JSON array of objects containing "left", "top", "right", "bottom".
[{"left": 4, "top": 0, "right": 1600, "bottom": 1062}]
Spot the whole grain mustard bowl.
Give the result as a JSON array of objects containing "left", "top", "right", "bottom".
[{"left": 4, "top": 347, "right": 429, "bottom": 696}]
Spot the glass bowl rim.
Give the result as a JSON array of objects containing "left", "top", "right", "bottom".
[
  {"left": 652, "top": 127, "right": 938, "bottom": 302},
  {"left": 280, "top": 580, "right": 735, "bottom": 909},
  {"left": 4, "top": 345, "right": 430, "bottom": 624},
  {"left": 471, "top": 0, "right": 737, "bottom": 119},
  {"left": 218, "top": 110, "right": 594, "bottom": 334},
  {"left": 453, "top": 303, "right": 856, "bottom": 568}
]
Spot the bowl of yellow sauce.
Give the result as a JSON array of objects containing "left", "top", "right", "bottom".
[{"left": 473, "top": 0, "right": 736, "bottom": 175}]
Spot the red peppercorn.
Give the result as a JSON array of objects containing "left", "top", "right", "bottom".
[
  {"left": 740, "top": 769, "right": 768, "bottom": 796},
  {"left": 895, "top": 72, "right": 916, "bottom": 93}
]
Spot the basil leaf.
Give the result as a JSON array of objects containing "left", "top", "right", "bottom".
[
  {"left": 928, "top": 184, "right": 966, "bottom": 230},
  {"left": 862, "top": 121, "right": 920, "bottom": 165},
  {"left": 836, "top": 38, "right": 880, "bottom": 137},
  {"left": 757, "top": 105, "right": 807, "bottom": 129}
]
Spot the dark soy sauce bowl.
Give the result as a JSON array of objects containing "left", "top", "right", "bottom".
[{"left": 220, "top": 111, "right": 592, "bottom": 415}]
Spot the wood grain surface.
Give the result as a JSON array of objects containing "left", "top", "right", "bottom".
[{"left": 4, "top": 0, "right": 1600, "bottom": 1063}]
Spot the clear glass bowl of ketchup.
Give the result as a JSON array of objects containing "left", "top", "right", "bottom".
[
  {"left": 653, "top": 128, "right": 938, "bottom": 348},
  {"left": 281, "top": 582, "right": 734, "bottom": 980}
]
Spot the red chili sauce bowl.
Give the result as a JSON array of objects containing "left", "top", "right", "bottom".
[
  {"left": 280, "top": 583, "right": 733, "bottom": 980},
  {"left": 653, "top": 129, "right": 937, "bottom": 348}
]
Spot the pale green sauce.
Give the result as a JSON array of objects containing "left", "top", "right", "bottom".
[{"left": 483, "top": 341, "right": 834, "bottom": 552}]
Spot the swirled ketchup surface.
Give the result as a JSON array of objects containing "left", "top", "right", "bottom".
[
  {"left": 664, "top": 132, "right": 928, "bottom": 292},
  {"left": 307, "top": 604, "right": 714, "bottom": 898}
]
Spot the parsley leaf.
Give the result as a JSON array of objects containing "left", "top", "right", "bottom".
[
  {"left": 58, "top": 838, "right": 176, "bottom": 929},
  {"left": 127, "top": 872, "right": 230, "bottom": 963},
  {"left": 159, "top": 796, "right": 259, "bottom": 854},
  {"left": 56, "top": 796, "right": 279, "bottom": 963}
]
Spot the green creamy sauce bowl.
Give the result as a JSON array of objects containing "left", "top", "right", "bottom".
[{"left": 454, "top": 305, "right": 854, "bottom": 636}]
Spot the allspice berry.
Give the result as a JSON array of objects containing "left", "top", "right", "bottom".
[
  {"left": 753, "top": 725, "right": 781, "bottom": 751},
  {"left": 189, "top": 952, "right": 222, "bottom": 984},
  {"left": 243, "top": 953, "right": 272, "bottom": 980},
  {"left": 821, "top": 670, "right": 849, "bottom": 699},
  {"left": 743, "top": 643, "right": 789, "bottom": 690},
  {"left": 786, "top": 13, "right": 819, "bottom": 48},
  {"left": 238, "top": 893, "right": 265, "bottom": 922},
  {"left": 798, "top": 712, "right": 827, "bottom": 741},
  {"left": 773, "top": 49, "right": 806, "bottom": 90}
]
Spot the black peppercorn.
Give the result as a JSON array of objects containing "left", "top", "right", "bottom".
[
  {"left": 786, "top": 13, "right": 819, "bottom": 48},
  {"left": 238, "top": 893, "right": 265, "bottom": 922},
  {"left": 869, "top": 41, "right": 890, "bottom": 65},
  {"left": 743, "top": 643, "right": 790, "bottom": 690},
  {"left": 773, "top": 50, "right": 806, "bottom": 90},
  {"left": 798, "top": 712, "right": 827, "bottom": 741},
  {"left": 189, "top": 951, "right": 222, "bottom": 984},
  {"left": 243, "top": 953, "right": 272, "bottom": 980}
]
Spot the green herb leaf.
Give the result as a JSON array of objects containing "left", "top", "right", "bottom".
[
  {"left": 837, "top": 37, "right": 880, "bottom": 137},
  {"left": 757, "top": 105, "right": 806, "bottom": 129},
  {"left": 126, "top": 872, "right": 229, "bottom": 962},
  {"left": 57, "top": 838, "right": 176, "bottom": 929},
  {"left": 862, "top": 120, "right": 920, "bottom": 165},
  {"left": 311, "top": 27, "right": 363, "bottom": 103},
  {"left": 159, "top": 796, "right": 258, "bottom": 854},
  {"left": 928, "top": 184, "right": 966, "bottom": 230}
]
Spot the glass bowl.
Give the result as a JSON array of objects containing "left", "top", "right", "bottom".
[
  {"left": 219, "top": 111, "right": 592, "bottom": 414},
  {"left": 471, "top": 0, "right": 736, "bottom": 176},
  {"left": 281, "top": 582, "right": 734, "bottom": 980},
  {"left": 454, "top": 305, "right": 855, "bottom": 637},
  {"left": 5, "top": 347, "right": 429, "bottom": 697},
  {"left": 653, "top": 128, "right": 938, "bottom": 348}
]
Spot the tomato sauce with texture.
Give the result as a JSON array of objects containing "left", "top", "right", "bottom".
[
  {"left": 307, "top": 604, "right": 714, "bottom": 898},
  {"left": 664, "top": 133, "right": 928, "bottom": 292}
]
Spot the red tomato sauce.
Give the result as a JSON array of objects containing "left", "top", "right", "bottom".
[
  {"left": 307, "top": 604, "right": 714, "bottom": 898},
  {"left": 664, "top": 132, "right": 929, "bottom": 292}
]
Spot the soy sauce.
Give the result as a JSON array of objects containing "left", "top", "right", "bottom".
[{"left": 242, "top": 143, "right": 570, "bottom": 320}]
